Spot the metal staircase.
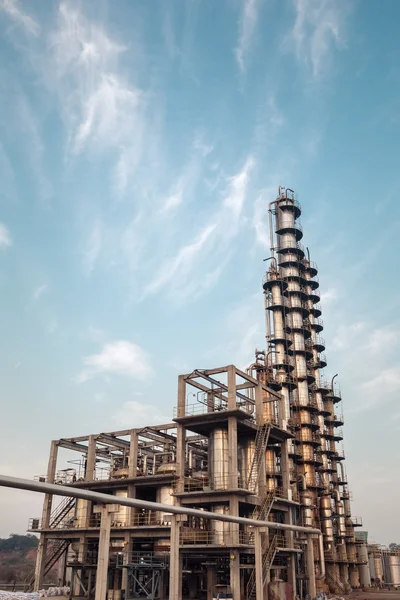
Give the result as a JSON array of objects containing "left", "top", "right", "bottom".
[
  {"left": 27, "top": 540, "right": 70, "bottom": 591},
  {"left": 252, "top": 489, "right": 275, "bottom": 522},
  {"left": 326, "top": 571, "right": 346, "bottom": 594},
  {"left": 246, "top": 535, "right": 278, "bottom": 600},
  {"left": 246, "top": 424, "right": 272, "bottom": 492},
  {"left": 50, "top": 497, "right": 76, "bottom": 528}
]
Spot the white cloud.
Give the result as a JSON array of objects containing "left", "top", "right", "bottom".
[
  {"left": 77, "top": 340, "right": 152, "bottom": 383},
  {"left": 0, "top": 223, "right": 12, "bottom": 248},
  {"left": 360, "top": 368, "right": 400, "bottom": 396},
  {"left": 224, "top": 156, "right": 254, "bottom": 218},
  {"left": 113, "top": 400, "right": 170, "bottom": 428},
  {"left": 48, "top": 2, "right": 146, "bottom": 195},
  {"left": 285, "top": 0, "right": 350, "bottom": 78},
  {"left": 83, "top": 220, "right": 102, "bottom": 274},
  {"left": 0, "top": 0, "right": 40, "bottom": 36},
  {"left": 143, "top": 155, "right": 255, "bottom": 303},
  {"left": 47, "top": 318, "right": 58, "bottom": 335},
  {"left": 32, "top": 283, "right": 48, "bottom": 301},
  {"left": 320, "top": 287, "right": 338, "bottom": 305},
  {"left": 236, "top": 0, "right": 260, "bottom": 71},
  {"left": 144, "top": 223, "right": 217, "bottom": 297},
  {"left": 366, "top": 327, "right": 399, "bottom": 355}
]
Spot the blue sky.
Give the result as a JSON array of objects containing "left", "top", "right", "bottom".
[{"left": 0, "top": 0, "right": 400, "bottom": 544}]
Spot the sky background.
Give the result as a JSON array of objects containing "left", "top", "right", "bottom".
[{"left": 0, "top": 0, "right": 400, "bottom": 545}]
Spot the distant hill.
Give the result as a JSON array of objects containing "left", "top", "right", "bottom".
[{"left": 0, "top": 535, "right": 38, "bottom": 584}]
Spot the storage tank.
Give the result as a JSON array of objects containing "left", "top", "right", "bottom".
[
  {"left": 75, "top": 499, "right": 89, "bottom": 527},
  {"left": 211, "top": 505, "right": 231, "bottom": 545},
  {"left": 156, "top": 486, "right": 174, "bottom": 525},
  {"left": 374, "top": 554, "right": 383, "bottom": 581},
  {"left": 389, "top": 554, "right": 400, "bottom": 586},
  {"left": 238, "top": 440, "right": 256, "bottom": 489},
  {"left": 320, "top": 496, "right": 333, "bottom": 542},
  {"left": 209, "top": 429, "right": 229, "bottom": 490},
  {"left": 112, "top": 490, "right": 128, "bottom": 526},
  {"left": 357, "top": 543, "right": 371, "bottom": 587}
]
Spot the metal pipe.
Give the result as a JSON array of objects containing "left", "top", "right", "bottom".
[
  {"left": 0, "top": 474, "right": 322, "bottom": 535},
  {"left": 331, "top": 374, "right": 338, "bottom": 390}
]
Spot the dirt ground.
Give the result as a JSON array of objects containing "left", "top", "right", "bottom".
[{"left": 349, "top": 591, "right": 400, "bottom": 600}]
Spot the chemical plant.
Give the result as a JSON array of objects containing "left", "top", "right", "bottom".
[{"left": 29, "top": 188, "right": 400, "bottom": 599}]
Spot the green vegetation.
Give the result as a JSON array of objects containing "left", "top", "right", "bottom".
[{"left": 0, "top": 534, "right": 38, "bottom": 552}]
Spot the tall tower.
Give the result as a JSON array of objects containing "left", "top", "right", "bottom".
[{"left": 263, "top": 187, "right": 361, "bottom": 592}]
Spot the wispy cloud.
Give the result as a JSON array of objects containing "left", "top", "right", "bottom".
[
  {"left": 0, "top": 223, "right": 12, "bottom": 248},
  {"left": 144, "top": 223, "right": 217, "bottom": 297},
  {"left": 285, "top": 0, "right": 350, "bottom": 78},
  {"left": 47, "top": 2, "right": 146, "bottom": 196},
  {"left": 0, "top": 0, "right": 40, "bottom": 36},
  {"left": 143, "top": 156, "right": 255, "bottom": 303},
  {"left": 236, "top": 0, "right": 261, "bottom": 71},
  {"left": 82, "top": 220, "right": 102, "bottom": 275},
  {"left": 32, "top": 283, "right": 48, "bottom": 301},
  {"left": 113, "top": 400, "right": 170, "bottom": 428},
  {"left": 77, "top": 340, "right": 152, "bottom": 384}
]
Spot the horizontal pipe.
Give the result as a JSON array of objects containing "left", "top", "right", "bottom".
[{"left": 0, "top": 474, "right": 321, "bottom": 535}]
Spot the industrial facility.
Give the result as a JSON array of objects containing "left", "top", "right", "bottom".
[{"left": 28, "top": 188, "right": 399, "bottom": 599}]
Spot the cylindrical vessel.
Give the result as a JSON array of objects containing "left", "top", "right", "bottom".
[
  {"left": 75, "top": 498, "right": 88, "bottom": 527},
  {"left": 374, "top": 554, "right": 384, "bottom": 581},
  {"left": 211, "top": 504, "right": 230, "bottom": 545},
  {"left": 209, "top": 429, "right": 230, "bottom": 490},
  {"left": 358, "top": 543, "right": 371, "bottom": 587},
  {"left": 112, "top": 490, "right": 128, "bottom": 525},
  {"left": 156, "top": 486, "right": 174, "bottom": 524},
  {"left": 320, "top": 496, "right": 334, "bottom": 542},
  {"left": 238, "top": 440, "right": 256, "bottom": 490},
  {"left": 389, "top": 554, "right": 400, "bottom": 585}
]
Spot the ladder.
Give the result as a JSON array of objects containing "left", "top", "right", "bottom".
[
  {"left": 252, "top": 489, "right": 275, "bottom": 522},
  {"left": 326, "top": 571, "right": 346, "bottom": 594},
  {"left": 247, "top": 424, "right": 272, "bottom": 493},
  {"left": 27, "top": 539, "right": 70, "bottom": 591},
  {"left": 246, "top": 535, "right": 278, "bottom": 600},
  {"left": 50, "top": 497, "right": 76, "bottom": 528}
]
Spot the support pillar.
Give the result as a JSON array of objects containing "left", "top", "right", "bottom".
[
  {"left": 207, "top": 567, "right": 216, "bottom": 600},
  {"left": 169, "top": 514, "right": 186, "bottom": 600},
  {"left": 94, "top": 504, "right": 119, "bottom": 600},
  {"left": 34, "top": 440, "right": 59, "bottom": 591},
  {"left": 176, "top": 375, "right": 186, "bottom": 494},
  {"left": 230, "top": 550, "right": 240, "bottom": 600},
  {"left": 121, "top": 533, "right": 130, "bottom": 599},
  {"left": 306, "top": 538, "right": 316, "bottom": 599},
  {"left": 255, "top": 528, "right": 264, "bottom": 600},
  {"left": 73, "top": 536, "right": 87, "bottom": 597},
  {"left": 228, "top": 417, "right": 238, "bottom": 489}
]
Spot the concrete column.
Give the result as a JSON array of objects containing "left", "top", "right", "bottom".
[
  {"left": 121, "top": 533, "right": 130, "bottom": 598},
  {"left": 227, "top": 365, "right": 236, "bottom": 410},
  {"left": 207, "top": 567, "right": 216, "bottom": 600},
  {"left": 255, "top": 384, "right": 263, "bottom": 425},
  {"left": 230, "top": 550, "right": 240, "bottom": 600},
  {"left": 128, "top": 431, "right": 138, "bottom": 478},
  {"left": 86, "top": 435, "right": 97, "bottom": 481},
  {"left": 94, "top": 504, "right": 119, "bottom": 600},
  {"left": 229, "top": 497, "right": 239, "bottom": 545},
  {"left": 176, "top": 376, "right": 186, "bottom": 494},
  {"left": 306, "top": 538, "right": 316, "bottom": 599},
  {"left": 169, "top": 514, "right": 186, "bottom": 600},
  {"left": 255, "top": 528, "right": 264, "bottom": 600},
  {"left": 42, "top": 441, "right": 59, "bottom": 528},
  {"left": 73, "top": 536, "right": 87, "bottom": 597},
  {"left": 34, "top": 441, "right": 59, "bottom": 591},
  {"left": 33, "top": 534, "right": 47, "bottom": 592},
  {"left": 228, "top": 417, "right": 238, "bottom": 490},
  {"left": 280, "top": 440, "right": 290, "bottom": 497}
]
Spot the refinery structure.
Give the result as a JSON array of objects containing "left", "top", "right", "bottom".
[{"left": 29, "top": 188, "right": 400, "bottom": 599}]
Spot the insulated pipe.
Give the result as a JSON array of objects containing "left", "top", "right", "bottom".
[{"left": 0, "top": 474, "right": 322, "bottom": 535}]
